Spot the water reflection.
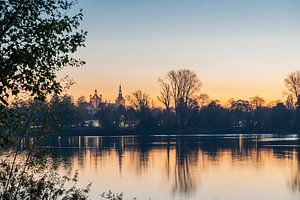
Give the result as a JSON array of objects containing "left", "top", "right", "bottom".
[{"left": 45, "top": 134, "right": 300, "bottom": 200}]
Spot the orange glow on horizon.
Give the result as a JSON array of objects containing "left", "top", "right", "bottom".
[{"left": 64, "top": 79, "right": 285, "bottom": 106}]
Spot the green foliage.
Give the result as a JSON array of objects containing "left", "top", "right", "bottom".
[{"left": 0, "top": 0, "right": 87, "bottom": 105}]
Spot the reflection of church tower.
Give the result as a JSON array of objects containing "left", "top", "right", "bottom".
[{"left": 115, "top": 85, "right": 125, "bottom": 107}]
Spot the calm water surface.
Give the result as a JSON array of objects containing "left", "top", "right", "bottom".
[{"left": 45, "top": 134, "right": 300, "bottom": 200}]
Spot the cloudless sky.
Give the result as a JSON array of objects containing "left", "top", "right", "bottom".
[{"left": 59, "top": 0, "right": 300, "bottom": 104}]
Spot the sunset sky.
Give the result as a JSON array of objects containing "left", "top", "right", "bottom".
[{"left": 59, "top": 0, "right": 300, "bottom": 104}]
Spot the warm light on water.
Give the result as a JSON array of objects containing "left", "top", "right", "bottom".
[{"left": 46, "top": 135, "right": 300, "bottom": 200}]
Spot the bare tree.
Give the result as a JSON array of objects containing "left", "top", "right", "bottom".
[
  {"left": 127, "top": 90, "right": 150, "bottom": 112},
  {"left": 198, "top": 93, "right": 210, "bottom": 109},
  {"left": 165, "top": 69, "right": 202, "bottom": 108},
  {"left": 286, "top": 94, "right": 295, "bottom": 110},
  {"left": 285, "top": 71, "right": 300, "bottom": 107},
  {"left": 157, "top": 79, "right": 172, "bottom": 112},
  {"left": 250, "top": 96, "right": 265, "bottom": 109},
  {"left": 160, "top": 69, "right": 202, "bottom": 127}
]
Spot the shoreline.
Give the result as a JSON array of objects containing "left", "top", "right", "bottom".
[{"left": 56, "top": 127, "right": 299, "bottom": 137}]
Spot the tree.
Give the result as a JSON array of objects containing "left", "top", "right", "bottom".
[
  {"left": 95, "top": 106, "right": 117, "bottom": 128},
  {"left": 127, "top": 90, "right": 151, "bottom": 112},
  {"left": 198, "top": 93, "right": 210, "bottom": 109},
  {"left": 50, "top": 95, "right": 79, "bottom": 127},
  {"left": 126, "top": 90, "right": 158, "bottom": 129},
  {"left": 230, "top": 99, "right": 252, "bottom": 112},
  {"left": 199, "top": 100, "right": 230, "bottom": 130},
  {"left": 0, "top": 1, "right": 95, "bottom": 199},
  {"left": 250, "top": 96, "right": 265, "bottom": 110},
  {"left": 160, "top": 69, "right": 202, "bottom": 127},
  {"left": 157, "top": 79, "right": 172, "bottom": 112},
  {"left": 77, "top": 95, "right": 87, "bottom": 105},
  {"left": 229, "top": 99, "right": 252, "bottom": 128},
  {"left": 76, "top": 96, "right": 89, "bottom": 124},
  {"left": 166, "top": 69, "right": 202, "bottom": 108},
  {"left": 271, "top": 103, "right": 291, "bottom": 131},
  {"left": 0, "top": 0, "right": 87, "bottom": 106},
  {"left": 285, "top": 71, "right": 300, "bottom": 107},
  {"left": 286, "top": 94, "right": 295, "bottom": 110}
]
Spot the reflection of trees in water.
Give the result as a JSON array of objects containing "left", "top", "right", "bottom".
[
  {"left": 172, "top": 137, "right": 199, "bottom": 195},
  {"left": 288, "top": 148, "right": 300, "bottom": 193},
  {"left": 45, "top": 135, "right": 300, "bottom": 196},
  {"left": 135, "top": 137, "right": 151, "bottom": 174}
]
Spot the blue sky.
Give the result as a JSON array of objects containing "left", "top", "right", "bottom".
[{"left": 61, "top": 0, "right": 300, "bottom": 103}]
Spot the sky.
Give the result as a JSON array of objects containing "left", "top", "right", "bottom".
[{"left": 59, "top": 0, "right": 300, "bottom": 104}]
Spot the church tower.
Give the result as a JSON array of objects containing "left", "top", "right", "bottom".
[
  {"left": 115, "top": 85, "right": 125, "bottom": 107},
  {"left": 89, "top": 89, "right": 102, "bottom": 113}
]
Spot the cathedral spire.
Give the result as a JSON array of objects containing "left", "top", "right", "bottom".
[
  {"left": 116, "top": 84, "right": 125, "bottom": 107},
  {"left": 118, "top": 84, "right": 122, "bottom": 98}
]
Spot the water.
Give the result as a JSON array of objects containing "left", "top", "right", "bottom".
[{"left": 44, "top": 134, "right": 300, "bottom": 200}]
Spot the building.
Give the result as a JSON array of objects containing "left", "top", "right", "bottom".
[
  {"left": 88, "top": 85, "right": 125, "bottom": 115},
  {"left": 115, "top": 85, "right": 125, "bottom": 107},
  {"left": 89, "top": 89, "right": 102, "bottom": 112}
]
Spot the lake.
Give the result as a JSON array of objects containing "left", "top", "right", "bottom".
[{"left": 44, "top": 134, "right": 300, "bottom": 200}]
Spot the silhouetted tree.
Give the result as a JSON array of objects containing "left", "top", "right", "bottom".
[
  {"left": 252, "top": 106, "right": 272, "bottom": 131},
  {"left": 285, "top": 71, "right": 300, "bottom": 108},
  {"left": 250, "top": 96, "right": 265, "bottom": 110},
  {"left": 127, "top": 90, "right": 151, "bottom": 112},
  {"left": 229, "top": 100, "right": 252, "bottom": 128},
  {"left": 271, "top": 103, "right": 291, "bottom": 131},
  {"left": 198, "top": 93, "right": 210, "bottom": 109},
  {"left": 160, "top": 69, "right": 202, "bottom": 128},
  {"left": 199, "top": 100, "right": 230, "bottom": 131},
  {"left": 127, "top": 90, "right": 157, "bottom": 130},
  {"left": 76, "top": 96, "right": 89, "bottom": 124},
  {"left": 95, "top": 105, "right": 117, "bottom": 128},
  {"left": 286, "top": 94, "right": 295, "bottom": 110},
  {"left": 50, "top": 95, "right": 79, "bottom": 127},
  {"left": 0, "top": 0, "right": 87, "bottom": 106},
  {"left": 157, "top": 79, "right": 172, "bottom": 112}
]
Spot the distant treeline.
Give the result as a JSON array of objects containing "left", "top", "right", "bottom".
[
  {"left": 80, "top": 69, "right": 300, "bottom": 133},
  {"left": 4, "top": 69, "right": 300, "bottom": 134},
  {"left": 92, "top": 96, "right": 300, "bottom": 133}
]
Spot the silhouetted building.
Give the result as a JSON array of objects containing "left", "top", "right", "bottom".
[
  {"left": 115, "top": 85, "right": 125, "bottom": 107},
  {"left": 89, "top": 90, "right": 102, "bottom": 112},
  {"left": 88, "top": 85, "right": 125, "bottom": 115}
]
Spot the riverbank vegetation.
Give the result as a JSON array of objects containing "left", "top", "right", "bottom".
[
  {"left": 0, "top": 0, "right": 94, "bottom": 199},
  {"left": 6, "top": 70, "right": 299, "bottom": 134}
]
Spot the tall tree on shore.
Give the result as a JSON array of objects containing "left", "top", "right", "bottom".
[
  {"left": 157, "top": 79, "right": 172, "bottom": 112},
  {"left": 285, "top": 71, "right": 300, "bottom": 108},
  {"left": 160, "top": 69, "right": 202, "bottom": 127},
  {"left": 0, "top": 0, "right": 87, "bottom": 106}
]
